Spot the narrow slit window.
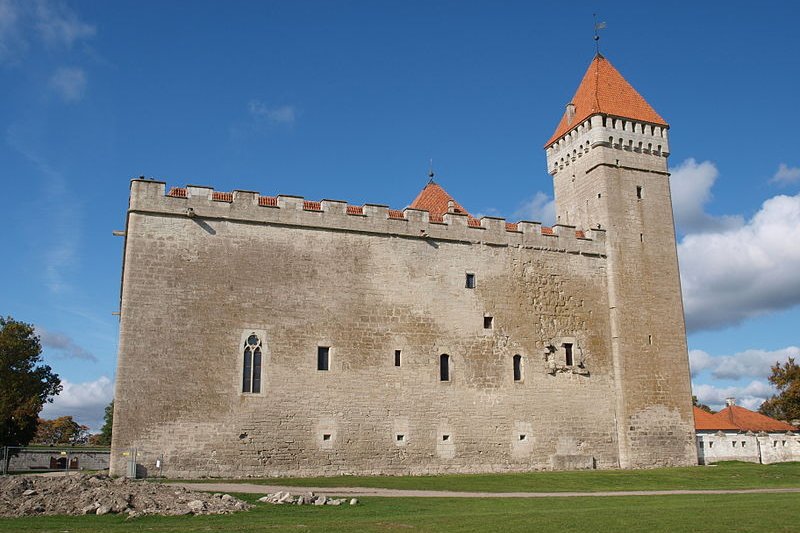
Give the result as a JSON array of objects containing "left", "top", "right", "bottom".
[
  {"left": 317, "top": 346, "right": 330, "bottom": 371},
  {"left": 440, "top": 354, "right": 450, "bottom": 381},
  {"left": 242, "top": 334, "right": 262, "bottom": 393},
  {"left": 564, "top": 343, "right": 574, "bottom": 366},
  {"left": 513, "top": 354, "right": 522, "bottom": 381},
  {"left": 636, "top": 186, "right": 643, "bottom": 199},
  {"left": 484, "top": 316, "right": 493, "bottom": 329},
  {"left": 394, "top": 349, "right": 401, "bottom": 367},
  {"left": 465, "top": 273, "right": 476, "bottom": 289}
]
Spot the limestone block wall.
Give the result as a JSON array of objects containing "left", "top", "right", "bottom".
[
  {"left": 111, "top": 180, "right": 619, "bottom": 478},
  {"left": 696, "top": 432, "right": 800, "bottom": 465}
]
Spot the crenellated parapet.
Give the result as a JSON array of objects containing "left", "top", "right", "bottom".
[
  {"left": 545, "top": 114, "right": 669, "bottom": 176},
  {"left": 128, "top": 179, "right": 606, "bottom": 256}
]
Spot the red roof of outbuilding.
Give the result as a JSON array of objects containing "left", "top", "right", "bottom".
[
  {"left": 545, "top": 54, "right": 667, "bottom": 147},
  {"left": 409, "top": 181, "right": 471, "bottom": 218},
  {"left": 693, "top": 406, "right": 738, "bottom": 431},
  {"left": 712, "top": 405, "right": 797, "bottom": 433}
]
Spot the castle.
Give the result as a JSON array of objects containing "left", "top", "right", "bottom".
[{"left": 110, "top": 54, "right": 697, "bottom": 478}]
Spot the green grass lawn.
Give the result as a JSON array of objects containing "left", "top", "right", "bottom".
[
  {"left": 2, "top": 492, "right": 799, "bottom": 532},
  {"left": 176, "top": 461, "right": 800, "bottom": 493}
]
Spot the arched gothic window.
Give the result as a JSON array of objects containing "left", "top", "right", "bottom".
[{"left": 242, "top": 334, "right": 262, "bottom": 393}]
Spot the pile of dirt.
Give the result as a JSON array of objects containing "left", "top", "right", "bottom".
[{"left": 0, "top": 474, "right": 251, "bottom": 518}]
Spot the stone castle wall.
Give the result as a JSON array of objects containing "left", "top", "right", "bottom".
[{"left": 110, "top": 180, "right": 623, "bottom": 478}]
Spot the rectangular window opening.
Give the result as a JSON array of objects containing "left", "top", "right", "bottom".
[
  {"left": 394, "top": 349, "right": 401, "bottom": 367},
  {"left": 636, "top": 186, "right": 643, "bottom": 199},
  {"left": 442, "top": 434, "right": 450, "bottom": 442},
  {"left": 396, "top": 434, "right": 405, "bottom": 442},
  {"left": 317, "top": 346, "right": 330, "bottom": 371},
  {"left": 564, "top": 343, "right": 574, "bottom": 366},
  {"left": 322, "top": 433, "right": 331, "bottom": 441},
  {"left": 440, "top": 354, "right": 450, "bottom": 381},
  {"left": 484, "top": 316, "right": 493, "bottom": 329},
  {"left": 519, "top": 434, "right": 527, "bottom": 441},
  {"left": 465, "top": 273, "right": 476, "bottom": 289},
  {"left": 648, "top": 335, "right": 653, "bottom": 345}
]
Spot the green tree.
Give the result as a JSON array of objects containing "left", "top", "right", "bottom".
[
  {"left": 759, "top": 357, "right": 800, "bottom": 421},
  {"left": 0, "top": 316, "right": 62, "bottom": 448},
  {"left": 33, "top": 416, "right": 90, "bottom": 445},
  {"left": 96, "top": 400, "right": 114, "bottom": 446},
  {"left": 692, "top": 395, "right": 714, "bottom": 413}
]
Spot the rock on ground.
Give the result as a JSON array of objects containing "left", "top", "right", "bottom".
[{"left": 0, "top": 474, "right": 251, "bottom": 518}]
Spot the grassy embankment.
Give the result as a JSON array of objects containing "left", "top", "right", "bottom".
[{"left": 180, "top": 461, "right": 800, "bottom": 492}]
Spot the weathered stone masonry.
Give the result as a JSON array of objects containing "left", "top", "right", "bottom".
[{"left": 110, "top": 54, "right": 697, "bottom": 478}]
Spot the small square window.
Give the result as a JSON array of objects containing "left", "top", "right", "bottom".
[
  {"left": 519, "top": 434, "right": 527, "bottom": 441},
  {"left": 394, "top": 349, "right": 401, "bottom": 367},
  {"left": 442, "top": 434, "right": 450, "bottom": 442},
  {"left": 484, "top": 316, "right": 493, "bottom": 329},
  {"left": 465, "top": 273, "right": 476, "bottom": 289},
  {"left": 323, "top": 434, "right": 331, "bottom": 441},
  {"left": 709, "top": 442, "right": 714, "bottom": 448},
  {"left": 317, "top": 346, "right": 330, "bottom": 371},
  {"left": 396, "top": 434, "right": 405, "bottom": 442}
]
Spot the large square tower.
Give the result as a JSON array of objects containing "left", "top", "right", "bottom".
[{"left": 545, "top": 54, "right": 696, "bottom": 467}]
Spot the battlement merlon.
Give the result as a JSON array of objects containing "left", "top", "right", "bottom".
[
  {"left": 545, "top": 114, "right": 670, "bottom": 177},
  {"left": 127, "top": 179, "right": 606, "bottom": 255}
]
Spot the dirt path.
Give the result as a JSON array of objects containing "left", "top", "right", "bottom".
[{"left": 166, "top": 482, "right": 800, "bottom": 498}]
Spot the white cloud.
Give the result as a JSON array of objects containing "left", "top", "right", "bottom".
[
  {"left": 0, "top": 1, "right": 93, "bottom": 64},
  {"left": 771, "top": 163, "right": 800, "bottom": 185},
  {"left": 513, "top": 191, "right": 556, "bottom": 225},
  {"left": 49, "top": 65, "right": 85, "bottom": 102},
  {"left": 679, "top": 192, "right": 800, "bottom": 331},
  {"left": 689, "top": 346, "right": 798, "bottom": 381},
  {"left": 40, "top": 376, "right": 113, "bottom": 431},
  {"left": 36, "top": 326, "right": 96, "bottom": 361},
  {"left": 669, "top": 158, "right": 743, "bottom": 234},
  {"left": 34, "top": 0, "right": 95, "bottom": 48},
  {"left": 693, "top": 380, "right": 775, "bottom": 412},
  {"left": 248, "top": 100, "right": 296, "bottom": 124}
]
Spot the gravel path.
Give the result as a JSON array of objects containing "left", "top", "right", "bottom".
[{"left": 166, "top": 482, "right": 800, "bottom": 498}]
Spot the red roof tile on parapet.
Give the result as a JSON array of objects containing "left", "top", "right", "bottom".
[
  {"left": 545, "top": 54, "right": 667, "bottom": 147},
  {"left": 712, "top": 405, "right": 797, "bottom": 433}
]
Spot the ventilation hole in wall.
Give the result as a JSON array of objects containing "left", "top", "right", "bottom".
[
  {"left": 323, "top": 434, "right": 331, "bottom": 441},
  {"left": 483, "top": 316, "right": 493, "bottom": 329},
  {"left": 238, "top": 433, "right": 248, "bottom": 439},
  {"left": 597, "top": 193, "right": 601, "bottom": 198},
  {"left": 442, "top": 434, "right": 450, "bottom": 442},
  {"left": 396, "top": 434, "right": 405, "bottom": 442}
]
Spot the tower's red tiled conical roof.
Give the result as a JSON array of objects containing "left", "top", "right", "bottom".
[
  {"left": 409, "top": 181, "right": 471, "bottom": 218},
  {"left": 545, "top": 54, "right": 667, "bottom": 147}
]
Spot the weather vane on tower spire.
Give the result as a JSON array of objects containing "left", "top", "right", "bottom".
[{"left": 593, "top": 14, "right": 607, "bottom": 56}]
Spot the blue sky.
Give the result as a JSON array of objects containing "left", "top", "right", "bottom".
[{"left": 1, "top": 1, "right": 799, "bottom": 429}]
